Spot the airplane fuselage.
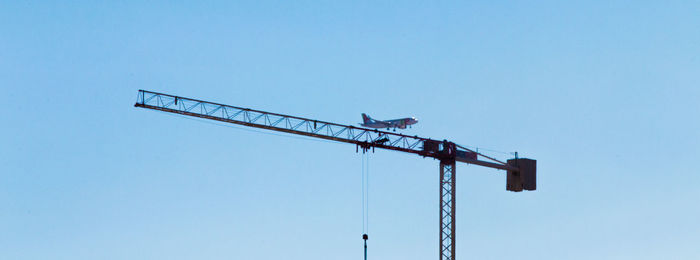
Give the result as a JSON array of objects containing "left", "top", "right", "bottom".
[{"left": 360, "top": 113, "right": 418, "bottom": 130}]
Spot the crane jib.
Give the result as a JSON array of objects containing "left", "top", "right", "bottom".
[{"left": 134, "top": 89, "right": 522, "bottom": 172}]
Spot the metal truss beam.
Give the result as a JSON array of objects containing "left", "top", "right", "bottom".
[
  {"left": 440, "top": 160, "right": 456, "bottom": 260},
  {"left": 134, "top": 90, "right": 517, "bottom": 170},
  {"left": 135, "top": 90, "right": 434, "bottom": 156}
]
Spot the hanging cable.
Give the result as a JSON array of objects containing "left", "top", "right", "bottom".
[
  {"left": 361, "top": 153, "right": 365, "bottom": 233},
  {"left": 360, "top": 150, "right": 371, "bottom": 234},
  {"left": 365, "top": 152, "right": 369, "bottom": 234},
  {"left": 360, "top": 151, "right": 370, "bottom": 260}
]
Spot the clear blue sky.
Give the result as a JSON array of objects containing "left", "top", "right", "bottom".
[{"left": 2, "top": 1, "right": 699, "bottom": 259}]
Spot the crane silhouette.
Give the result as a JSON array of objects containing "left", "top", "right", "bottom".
[{"left": 135, "top": 89, "right": 536, "bottom": 260}]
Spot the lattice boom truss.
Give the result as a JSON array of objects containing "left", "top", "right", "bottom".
[
  {"left": 440, "top": 161, "right": 456, "bottom": 260},
  {"left": 135, "top": 90, "right": 443, "bottom": 157}
]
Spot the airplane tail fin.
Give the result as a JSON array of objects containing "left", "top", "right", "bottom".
[{"left": 361, "top": 113, "right": 372, "bottom": 124}]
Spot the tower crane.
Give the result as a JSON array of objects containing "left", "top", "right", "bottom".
[{"left": 134, "top": 89, "right": 536, "bottom": 260}]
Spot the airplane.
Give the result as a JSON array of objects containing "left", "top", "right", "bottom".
[{"left": 360, "top": 113, "right": 418, "bottom": 131}]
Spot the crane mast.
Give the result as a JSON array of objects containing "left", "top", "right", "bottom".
[{"left": 134, "top": 89, "right": 536, "bottom": 260}]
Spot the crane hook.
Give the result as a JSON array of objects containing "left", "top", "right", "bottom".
[{"left": 363, "top": 233, "right": 368, "bottom": 260}]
